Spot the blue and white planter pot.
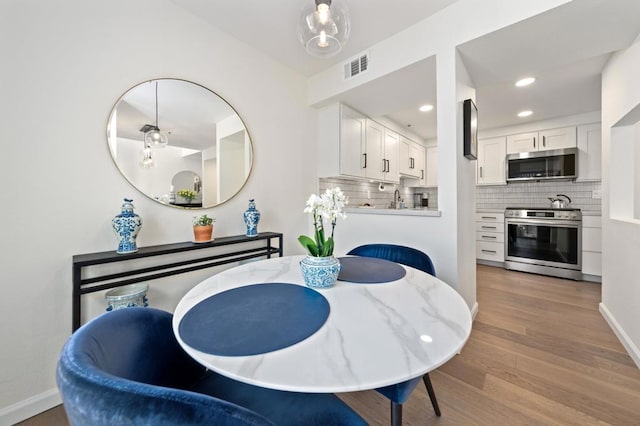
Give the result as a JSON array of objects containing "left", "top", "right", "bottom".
[
  {"left": 300, "top": 256, "right": 341, "bottom": 289},
  {"left": 243, "top": 199, "right": 261, "bottom": 237},
  {"left": 105, "top": 284, "right": 149, "bottom": 311},
  {"left": 112, "top": 198, "right": 142, "bottom": 254}
]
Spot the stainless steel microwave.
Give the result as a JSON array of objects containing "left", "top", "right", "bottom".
[{"left": 506, "top": 147, "right": 578, "bottom": 182}]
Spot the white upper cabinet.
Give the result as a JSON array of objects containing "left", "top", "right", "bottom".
[
  {"left": 506, "top": 126, "right": 576, "bottom": 154},
  {"left": 339, "top": 105, "right": 366, "bottom": 178},
  {"left": 364, "top": 119, "right": 385, "bottom": 181},
  {"left": 382, "top": 126, "right": 400, "bottom": 183},
  {"left": 318, "top": 104, "right": 399, "bottom": 183},
  {"left": 576, "top": 123, "right": 602, "bottom": 181},
  {"left": 399, "top": 135, "right": 424, "bottom": 179},
  {"left": 506, "top": 132, "right": 538, "bottom": 154},
  {"left": 477, "top": 136, "right": 506, "bottom": 185},
  {"left": 539, "top": 126, "right": 577, "bottom": 151}
]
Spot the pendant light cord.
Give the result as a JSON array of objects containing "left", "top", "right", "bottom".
[{"left": 154, "top": 81, "right": 159, "bottom": 128}]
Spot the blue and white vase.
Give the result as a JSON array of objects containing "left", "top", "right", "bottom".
[
  {"left": 243, "top": 198, "right": 261, "bottom": 237},
  {"left": 112, "top": 198, "right": 142, "bottom": 254},
  {"left": 300, "top": 256, "right": 342, "bottom": 289}
]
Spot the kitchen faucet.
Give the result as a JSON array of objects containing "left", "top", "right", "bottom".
[{"left": 392, "top": 189, "right": 403, "bottom": 209}]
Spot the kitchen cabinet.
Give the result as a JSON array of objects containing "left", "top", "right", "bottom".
[
  {"left": 477, "top": 136, "right": 506, "bottom": 185},
  {"left": 577, "top": 123, "right": 602, "bottom": 181},
  {"left": 382, "top": 127, "right": 400, "bottom": 183},
  {"left": 425, "top": 146, "right": 438, "bottom": 187},
  {"left": 582, "top": 215, "right": 602, "bottom": 280},
  {"left": 317, "top": 104, "right": 399, "bottom": 183},
  {"left": 506, "top": 126, "right": 576, "bottom": 154},
  {"left": 476, "top": 212, "right": 504, "bottom": 262},
  {"left": 399, "top": 136, "right": 425, "bottom": 179},
  {"left": 339, "top": 104, "right": 366, "bottom": 178}
]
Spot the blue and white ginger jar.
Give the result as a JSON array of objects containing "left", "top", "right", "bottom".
[
  {"left": 112, "top": 198, "right": 142, "bottom": 254},
  {"left": 300, "top": 256, "right": 342, "bottom": 289},
  {"left": 243, "top": 198, "right": 261, "bottom": 237}
]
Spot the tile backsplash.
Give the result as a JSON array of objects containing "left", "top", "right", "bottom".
[
  {"left": 319, "top": 178, "right": 438, "bottom": 209},
  {"left": 476, "top": 180, "right": 602, "bottom": 211},
  {"left": 320, "top": 177, "right": 601, "bottom": 212}
]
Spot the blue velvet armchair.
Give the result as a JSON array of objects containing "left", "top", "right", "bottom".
[
  {"left": 57, "top": 307, "right": 367, "bottom": 425},
  {"left": 347, "top": 244, "right": 440, "bottom": 426}
]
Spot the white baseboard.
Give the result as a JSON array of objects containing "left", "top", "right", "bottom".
[
  {"left": 470, "top": 301, "right": 479, "bottom": 320},
  {"left": 599, "top": 302, "right": 640, "bottom": 369},
  {"left": 0, "top": 388, "right": 61, "bottom": 426}
]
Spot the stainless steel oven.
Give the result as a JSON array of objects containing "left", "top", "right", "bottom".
[{"left": 504, "top": 208, "right": 582, "bottom": 280}]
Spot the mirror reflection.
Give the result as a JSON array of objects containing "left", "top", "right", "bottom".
[{"left": 107, "top": 79, "right": 253, "bottom": 208}]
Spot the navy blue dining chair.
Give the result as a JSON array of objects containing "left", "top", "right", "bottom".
[
  {"left": 57, "top": 307, "right": 367, "bottom": 426},
  {"left": 347, "top": 243, "right": 440, "bottom": 426}
]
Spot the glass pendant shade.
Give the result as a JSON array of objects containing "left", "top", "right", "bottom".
[
  {"left": 144, "top": 127, "right": 168, "bottom": 147},
  {"left": 298, "top": 0, "right": 350, "bottom": 58}
]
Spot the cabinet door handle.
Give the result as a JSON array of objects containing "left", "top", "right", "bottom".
[
  {"left": 543, "top": 136, "right": 546, "bottom": 147},
  {"left": 481, "top": 235, "right": 497, "bottom": 239},
  {"left": 411, "top": 157, "right": 414, "bottom": 169},
  {"left": 481, "top": 249, "right": 497, "bottom": 254},
  {"left": 382, "top": 159, "right": 387, "bottom": 173},
  {"left": 421, "top": 169, "right": 424, "bottom": 179},
  {"left": 480, "top": 166, "right": 483, "bottom": 178},
  {"left": 363, "top": 153, "right": 367, "bottom": 169},
  {"left": 386, "top": 159, "right": 390, "bottom": 172},
  {"left": 533, "top": 137, "right": 536, "bottom": 149},
  {"left": 481, "top": 226, "right": 497, "bottom": 230}
]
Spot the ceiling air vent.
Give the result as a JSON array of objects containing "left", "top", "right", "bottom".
[{"left": 344, "top": 52, "right": 369, "bottom": 79}]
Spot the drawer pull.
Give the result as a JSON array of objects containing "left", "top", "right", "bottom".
[
  {"left": 481, "top": 235, "right": 497, "bottom": 239},
  {"left": 481, "top": 216, "right": 497, "bottom": 220},
  {"left": 481, "top": 226, "right": 497, "bottom": 230},
  {"left": 481, "top": 249, "right": 497, "bottom": 254}
]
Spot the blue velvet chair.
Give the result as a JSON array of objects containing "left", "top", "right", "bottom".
[
  {"left": 347, "top": 244, "right": 440, "bottom": 426},
  {"left": 57, "top": 307, "right": 367, "bottom": 426}
]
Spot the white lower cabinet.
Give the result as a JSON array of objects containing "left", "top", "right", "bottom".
[
  {"left": 476, "top": 212, "right": 505, "bottom": 262},
  {"left": 582, "top": 215, "right": 602, "bottom": 278}
]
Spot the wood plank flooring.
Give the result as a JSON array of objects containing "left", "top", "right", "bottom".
[{"left": 18, "top": 265, "right": 640, "bottom": 425}]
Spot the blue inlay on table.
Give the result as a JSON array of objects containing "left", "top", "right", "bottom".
[
  {"left": 178, "top": 283, "right": 330, "bottom": 356},
  {"left": 337, "top": 256, "right": 407, "bottom": 283}
]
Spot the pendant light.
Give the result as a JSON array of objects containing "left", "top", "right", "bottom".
[
  {"left": 144, "top": 81, "right": 168, "bottom": 148},
  {"left": 298, "top": 0, "right": 350, "bottom": 58}
]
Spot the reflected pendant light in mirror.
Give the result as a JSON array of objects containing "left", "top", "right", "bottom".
[
  {"left": 107, "top": 78, "right": 254, "bottom": 209},
  {"left": 143, "top": 81, "right": 168, "bottom": 148},
  {"left": 298, "top": 0, "right": 350, "bottom": 57}
]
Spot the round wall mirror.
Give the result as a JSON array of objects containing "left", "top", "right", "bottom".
[{"left": 107, "top": 78, "right": 253, "bottom": 209}]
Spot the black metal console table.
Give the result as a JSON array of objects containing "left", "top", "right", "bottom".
[{"left": 72, "top": 232, "right": 283, "bottom": 331}]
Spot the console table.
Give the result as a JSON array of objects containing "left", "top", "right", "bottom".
[{"left": 72, "top": 232, "right": 283, "bottom": 331}]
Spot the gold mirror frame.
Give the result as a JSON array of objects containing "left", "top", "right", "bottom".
[{"left": 107, "top": 78, "right": 253, "bottom": 209}]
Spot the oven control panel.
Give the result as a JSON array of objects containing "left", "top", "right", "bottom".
[{"left": 505, "top": 208, "right": 581, "bottom": 221}]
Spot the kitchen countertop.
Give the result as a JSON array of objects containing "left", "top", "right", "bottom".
[
  {"left": 477, "top": 208, "right": 601, "bottom": 216},
  {"left": 345, "top": 207, "right": 441, "bottom": 217}
]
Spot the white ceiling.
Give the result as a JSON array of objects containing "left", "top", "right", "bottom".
[{"left": 167, "top": 0, "right": 640, "bottom": 140}]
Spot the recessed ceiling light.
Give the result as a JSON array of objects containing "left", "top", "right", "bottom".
[
  {"left": 518, "top": 110, "right": 533, "bottom": 117},
  {"left": 419, "top": 104, "right": 433, "bottom": 112},
  {"left": 515, "top": 77, "right": 536, "bottom": 87}
]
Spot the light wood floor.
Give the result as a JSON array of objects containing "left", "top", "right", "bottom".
[{"left": 19, "top": 265, "right": 640, "bottom": 425}]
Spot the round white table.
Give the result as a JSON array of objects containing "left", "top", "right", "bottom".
[{"left": 173, "top": 255, "right": 472, "bottom": 393}]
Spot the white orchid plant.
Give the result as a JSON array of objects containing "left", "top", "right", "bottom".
[{"left": 298, "top": 187, "right": 348, "bottom": 257}]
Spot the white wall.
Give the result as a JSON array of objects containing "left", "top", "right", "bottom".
[
  {"left": 600, "top": 38, "right": 640, "bottom": 367},
  {"left": 0, "top": 0, "right": 315, "bottom": 421}
]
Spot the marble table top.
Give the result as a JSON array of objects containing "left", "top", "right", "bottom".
[{"left": 173, "top": 255, "right": 472, "bottom": 393}]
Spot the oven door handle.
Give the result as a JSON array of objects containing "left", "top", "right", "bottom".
[{"left": 505, "top": 218, "right": 581, "bottom": 228}]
